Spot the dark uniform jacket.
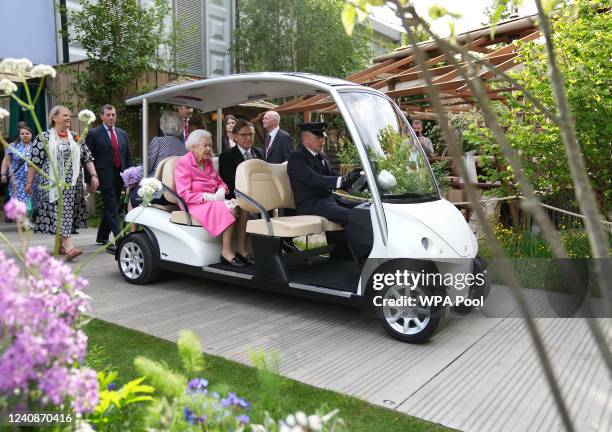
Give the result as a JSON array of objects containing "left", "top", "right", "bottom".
[{"left": 287, "top": 145, "right": 340, "bottom": 209}]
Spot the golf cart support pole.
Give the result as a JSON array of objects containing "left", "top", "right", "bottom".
[
  {"left": 216, "top": 107, "right": 223, "bottom": 155},
  {"left": 142, "top": 98, "right": 149, "bottom": 176}
]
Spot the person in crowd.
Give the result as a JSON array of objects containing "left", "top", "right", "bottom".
[
  {"left": 222, "top": 114, "right": 237, "bottom": 150},
  {"left": 26, "top": 105, "right": 99, "bottom": 260},
  {"left": 411, "top": 119, "right": 435, "bottom": 157},
  {"left": 177, "top": 105, "right": 193, "bottom": 142},
  {"left": 261, "top": 110, "right": 293, "bottom": 163},
  {"left": 1, "top": 123, "right": 37, "bottom": 211},
  {"left": 129, "top": 110, "right": 187, "bottom": 208},
  {"left": 188, "top": 114, "right": 207, "bottom": 134},
  {"left": 85, "top": 104, "right": 133, "bottom": 246},
  {"left": 147, "top": 110, "right": 188, "bottom": 177},
  {"left": 287, "top": 123, "right": 362, "bottom": 256},
  {"left": 174, "top": 129, "right": 251, "bottom": 267},
  {"left": 219, "top": 119, "right": 263, "bottom": 198}
]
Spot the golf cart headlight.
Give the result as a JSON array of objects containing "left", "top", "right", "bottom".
[{"left": 421, "top": 236, "right": 443, "bottom": 255}]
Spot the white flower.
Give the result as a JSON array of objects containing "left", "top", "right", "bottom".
[
  {"left": 0, "top": 78, "right": 18, "bottom": 95},
  {"left": 78, "top": 109, "right": 96, "bottom": 125},
  {"left": 13, "top": 58, "right": 33, "bottom": 76},
  {"left": 0, "top": 108, "right": 9, "bottom": 119},
  {"left": 29, "top": 64, "right": 57, "bottom": 78},
  {"left": 285, "top": 414, "right": 296, "bottom": 427},
  {"left": 307, "top": 415, "right": 323, "bottom": 431},
  {"left": 295, "top": 412, "right": 308, "bottom": 427},
  {"left": 140, "top": 177, "right": 162, "bottom": 191},
  {"left": 249, "top": 426, "right": 267, "bottom": 432},
  {"left": 0, "top": 58, "right": 18, "bottom": 74}
]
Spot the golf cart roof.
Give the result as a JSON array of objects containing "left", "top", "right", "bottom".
[{"left": 125, "top": 72, "right": 359, "bottom": 112}]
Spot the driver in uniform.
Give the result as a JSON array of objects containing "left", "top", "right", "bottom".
[{"left": 287, "top": 123, "right": 363, "bottom": 255}]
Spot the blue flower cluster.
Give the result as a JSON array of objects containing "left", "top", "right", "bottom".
[
  {"left": 187, "top": 378, "right": 208, "bottom": 394},
  {"left": 183, "top": 407, "right": 206, "bottom": 425},
  {"left": 221, "top": 392, "right": 250, "bottom": 409},
  {"left": 182, "top": 379, "right": 250, "bottom": 428}
]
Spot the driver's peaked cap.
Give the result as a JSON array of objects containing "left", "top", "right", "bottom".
[{"left": 298, "top": 122, "right": 328, "bottom": 137}]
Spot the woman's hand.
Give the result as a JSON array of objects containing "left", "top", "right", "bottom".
[
  {"left": 89, "top": 176, "right": 99, "bottom": 192},
  {"left": 202, "top": 192, "right": 216, "bottom": 201},
  {"left": 0, "top": 174, "right": 7, "bottom": 184},
  {"left": 214, "top": 188, "right": 225, "bottom": 201},
  {"left": 25, "top": 183, "right": 32, "bottom": 195}
]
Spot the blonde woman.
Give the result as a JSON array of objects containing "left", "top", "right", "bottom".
[{"left": 26, "top": 105, "right": 99, "bottom": 260}]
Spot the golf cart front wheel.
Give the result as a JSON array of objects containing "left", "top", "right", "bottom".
[
  {"left": 376, "top": 284, "right": 448, "bottom": 343},
  {"left": 118, "top": 233, "right": 161, "bottom": 285}
]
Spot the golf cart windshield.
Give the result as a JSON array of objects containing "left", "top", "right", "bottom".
[{"left": 340, "top": 91, "right": 439, "bottom": 203}]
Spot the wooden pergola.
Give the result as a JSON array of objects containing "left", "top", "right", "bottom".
[{"left": 276, "top": 14, "right": 540, "bottom": 120}]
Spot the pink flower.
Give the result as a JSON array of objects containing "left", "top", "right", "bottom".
[{"left": 4, "top": 198, "right": 26, "bottom": 221}]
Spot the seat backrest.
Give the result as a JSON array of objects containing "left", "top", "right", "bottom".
[
  {"left": 235, "top": 159, "right": 295, "bottom": 213},
  {"left": 159, "top": 156, "right": 219, "bottom": 204}
]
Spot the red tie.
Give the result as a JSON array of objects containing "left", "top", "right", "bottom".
[
  {"left": 109, "top": 127, "right": 121, "bottom": 168},
  {"left": 264, "top": 134, "right": 272, "bottom": 158},
  {"left": 184, "top": 118, "right": 189, "bottom": 141}
]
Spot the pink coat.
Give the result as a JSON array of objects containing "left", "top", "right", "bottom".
[{"left": 174, "top": 151, "right": 235, "bottom": 237}]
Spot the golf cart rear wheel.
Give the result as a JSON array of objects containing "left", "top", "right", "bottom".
[
  {"left": 377, "top": 284, "right": 448, "bottom": 343},
  {"left": 118, "top": 233, "right": 161, "bottom": 285}
]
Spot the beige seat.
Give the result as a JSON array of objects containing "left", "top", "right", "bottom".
[
  {"left": 235, "top": 159, "right": 342, "bottom": 237},
  {"left": 152, "top": 156, "right": 218, "bottom": 227}
]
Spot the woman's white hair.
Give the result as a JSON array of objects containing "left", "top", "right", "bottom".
[
  {"left": 185, "top": 129, "right": 212, "bottom": 151},
  {"left": 159, "top": 110, "right": 182, "bottom": 137}
]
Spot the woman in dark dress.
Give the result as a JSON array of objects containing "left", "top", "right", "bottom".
[{"left": 26, "top": 106, "right": 99, "bottom": 260}]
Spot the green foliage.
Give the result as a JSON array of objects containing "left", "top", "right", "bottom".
[
  {"left": 502, "top": 0, "right": 611, "bottom": 212},
  {"left": 89, "top": 371, "right": 155, "bottom": 431},
  {"left": 431, "top": 160, "right": 451, "bottom": 193},
  {"left": 249, "top": 349, "right": 282, "bottom": 419},
  {"left": 177, "top": 330, "right": 205, "bottom": 377},
  {"left": 68, "top": 0, "right": 178, "bottom": 122},
  {"left": 134, "top": 356, "right": 187, "bottom": 399},
  {"left": 337, "top": 136, "right": 360, "bottom": 167},
  {"left": 373, "top": 126, "right": 436, "bottom": 194},
  {"left": 232, "top": 0, "right": 373, "bottom": 77}
]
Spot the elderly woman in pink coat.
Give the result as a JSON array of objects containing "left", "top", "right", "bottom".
[{"left": 174, "top": 129, "right": 251, "bottom": 267}]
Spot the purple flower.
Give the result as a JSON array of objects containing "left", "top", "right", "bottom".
[
  {"left": 120, "top": 165, "right": 143, "bottom": 187},
  {"left": 187, "top": 378, "right": 208, "bottom": 394},
  {"left": 183, "top": 407, "right": 206, "bottom": 425},
  {"left": 0, "top": 247, "right": 97, "bottom": 413},
  {"left": 69, "top": 368, "right": 99, "bottom": 414},
  {"left": 221, "top": 392, "right": 249, "bottom": 409},
  {"left": 236, "top": 414, "right": 250, "bottom": 425},
  {"left": 107, "top": 382, "right": 117, "bottom": 391},
  {"left": 4, "top": 198, "right": 26, "bottom": 220}
]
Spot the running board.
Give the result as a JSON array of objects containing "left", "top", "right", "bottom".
[
  {"left": 201, "top": 266, "right": 354, "bottom": 298},
  {"left": 202, "top": 266, "right": 254, "bottom": 280},
  {"left": 288, "top": 282, "right": 353, "bottom": 298}
]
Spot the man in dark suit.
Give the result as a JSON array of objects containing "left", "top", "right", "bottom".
[
  {"left": 288, "top": 122, "right": 361, "bottom": 224},
  {"left": 262, "top": 110, "right": 293, "bottom": 164},
  {"left": 288, "top": 123, "right": 362, "bottom": 257},
  {"left": 85, "top": 104, "right": 133, "bottom": 246},
  {"left": 219, "top": 119, "right": 263, "bottom": 198}
]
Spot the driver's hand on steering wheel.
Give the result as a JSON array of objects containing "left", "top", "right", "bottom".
[{"left": 340, "top": 167, "right": 362, "bottom": 190}]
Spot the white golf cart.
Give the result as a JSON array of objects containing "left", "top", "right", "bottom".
[{"left": 118, "top": 73, "right": 488, "bottom": 343}]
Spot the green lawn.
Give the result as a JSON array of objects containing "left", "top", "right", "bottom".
[{"left": 84, "top": 319, "right": 453, "bottom": 432}]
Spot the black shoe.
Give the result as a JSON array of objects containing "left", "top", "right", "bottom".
[
  {"left": 236, "top": 253, "right": 255, "bottom": 265},
  {"left": 96, "top": 239, "right": 108, "bottom": 245},
  {"left": 281, "top": 239, "right": 300, "bottom": 253},
  {"left": 220, "top": 254, "right": 247, "bottom": 267},
  {"left": 106, "top": 245, "right": 116, "bottom": 254}
]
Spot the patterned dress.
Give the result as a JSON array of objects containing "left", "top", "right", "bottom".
[
  {"left": 30, "top": 130, "right": 94, "bottom": 237},
  {"left": 7, "top": 141, "right": 33, "bottom": 203}
]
